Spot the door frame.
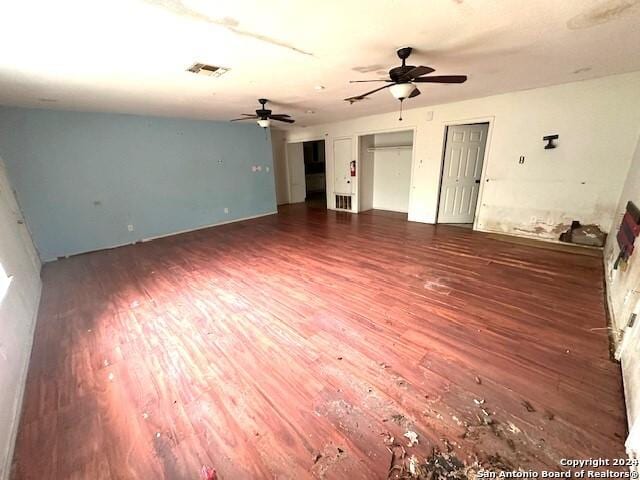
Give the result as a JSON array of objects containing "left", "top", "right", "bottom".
[
  {"left": 284, "top": 137, "right": 325, "bottom": 205},
  {"left": 354, "top": 125, "right": 417, "bottom": 214},
  {"left": 435, "top": 117, "right": 494, "bottom": 229}
]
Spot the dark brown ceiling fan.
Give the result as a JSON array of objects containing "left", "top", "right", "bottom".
[
  {"left": 345, "top": 47, "right": 468, "bottom": 119},
  {"left": 230, "top": 98, "right": 295, "bottom": 128}
]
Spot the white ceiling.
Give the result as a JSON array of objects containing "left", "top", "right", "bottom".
[{"left": 0, "top": 0, "right": 639, "bottom": 126}]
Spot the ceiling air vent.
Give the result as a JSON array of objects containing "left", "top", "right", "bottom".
[{"left": 187, "top": 63, "right": 229, "bottom": 77}]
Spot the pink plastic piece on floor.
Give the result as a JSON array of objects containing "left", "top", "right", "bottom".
[{"left": 201, "top": 465, "right": 218, "bottom": 480}]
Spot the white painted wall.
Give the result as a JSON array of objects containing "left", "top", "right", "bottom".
[
  {"left": 358, "top": 135, "right": 374, "bottom": 212},
  {"left": 372, "top": 131, "right": 413, "bottom": 213},
  {"left": 286, "top": 72, "right": 640, "bottom": 240},
  {"left": 0, "top": 157, "right": 41, "bottom": 480},
  {"left": 271, "top": 129, "right": 289, "bottom": 205},
  {"left": 603, "top": 133, "right": 640, "bottom": 458}
]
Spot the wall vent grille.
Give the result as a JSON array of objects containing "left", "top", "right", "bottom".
[{"left": 335, "top": 195, "right": 352, "bottom": 211}]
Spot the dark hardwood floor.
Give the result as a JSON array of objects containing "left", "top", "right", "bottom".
[{"left": 12, "top": 204, "right": 625, "bottom": 479}]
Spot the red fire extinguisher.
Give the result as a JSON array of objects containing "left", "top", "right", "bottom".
[{"left": 350, "top": 160, "right": 356, "bottom": 177}]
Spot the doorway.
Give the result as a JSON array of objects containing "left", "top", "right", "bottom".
[
  {"left": 285, "top": 140, "right": 326, "bottom": 208},
  {"left": 437, "top": 123, "right": 489, "bottom": 224},
  {"left": 358, "top": 130, "right": 413, "bottom": 216},
  {"left": 303, "top": 140, "right": 326, "bottom": 209}
]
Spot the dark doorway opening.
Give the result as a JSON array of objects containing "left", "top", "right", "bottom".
[{"left": 303, "top": 140, "right": 326, "bottom": 209}]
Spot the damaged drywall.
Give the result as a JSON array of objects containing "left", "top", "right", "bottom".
[
  {"left": 567, "top": 0, "right": 640, "bottom": 30},
  {"left": 604, "top": 134, "right": 640, "bottom": 459},
  {"left": 143, "top": 0, "right": 313, "bottom": 56},
  {"left": 559, "top": 221, "right": 606, "bottom": 247}
]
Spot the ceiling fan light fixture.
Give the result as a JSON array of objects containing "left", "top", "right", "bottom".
[
  {"left": 257, "top": 118, "right": 271, "bottom": 128},
  {"left": 389, "top": 82, "right": 416, "bottom": 100}
]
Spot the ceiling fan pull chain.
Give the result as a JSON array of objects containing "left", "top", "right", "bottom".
[{"left": 399, "top": 99, "right": 404, "bottom": 121}]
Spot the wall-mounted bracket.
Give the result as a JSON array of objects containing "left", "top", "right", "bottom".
[{"left": 543, "top": 134, "right": 559, "bottom": 149}]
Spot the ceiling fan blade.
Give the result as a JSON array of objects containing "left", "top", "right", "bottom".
[
  {"left": 399, "top": 66, "right": 435, "bottom": 81},
  {"left": 408, "top": 87, "right": 421, "bottom": 98},
  {"left": 349, "top": 79, "right": 393, "bottom": 83},
  {"left": 241, "top": 113, "right": 257, "bottom": 116},
  {"left": 230, "top": 116, "right": 258, "bottom": 122},
  {"left": 271, "top": 117, "right": 295, "bottom": 124},
  {"left": 413, "top": 75, "right": 467, "bottom": 84},
  {"left": 270, "top": 114, "right": 292, "bottom": 119},
  {"left": 344, "top": 83, "right": 393, "bottom": 102}
]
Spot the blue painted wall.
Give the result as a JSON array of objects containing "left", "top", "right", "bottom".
[{"left": 0, "top": 107, "right": 277, "bottom": 260}]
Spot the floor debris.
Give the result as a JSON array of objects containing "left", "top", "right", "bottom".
[
  {"left": 408, "top": 455, "right": 419, "bottom": 476},
  {"left": 559, "top": 221, "right": 606, "bottom": 247},
  {"left": 390, "top": 413, "right": 406, "bottom": 425},
  {"left": 200, "top": 465, "right": 218, "bottom": 480},
  {"left": 404, "top": 431, "right": 419, "bottom": 447},
  {"left": 507, "top": 422, "right": 521, "bottom": 434},
  {"left": 311, "top": 444, "right": 348, "bottom": 478},
  {"left": 522, "top": 400, "right": 536, "bottom": 412},
  {"left": 386, "top": 438, "right": 517, "bottom": 480}
]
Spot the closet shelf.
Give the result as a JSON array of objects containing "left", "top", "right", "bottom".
[{"left": 367, "top": 145, "right": 413, "bottom": 152}]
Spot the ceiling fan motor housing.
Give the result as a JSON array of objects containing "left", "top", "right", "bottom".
[
  {"left": 396, "top": 46, "right": 413, "bottom": 61},
  {"left": 389, "top": 66, "right": 415, "bottom": 82},
  {"left": 391, "top": 47, "right": 415, "bottom": 81}
]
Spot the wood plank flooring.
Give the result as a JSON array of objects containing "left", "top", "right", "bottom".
[{"left": 12, "top": 204, "right": 625, "bottom": 479}]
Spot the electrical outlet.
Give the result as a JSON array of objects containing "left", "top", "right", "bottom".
[
  {"left": 266, "top": 166, "right": 270, "bottom": 173},
  {"left": 224, "top": 207, "right": 229, "bottom": 214},
  {"left": 530, "top": 216, "right": 537, "bottom": 225},
  {"left": 127, "top": 224, "right": 134, "bottom": 232}
]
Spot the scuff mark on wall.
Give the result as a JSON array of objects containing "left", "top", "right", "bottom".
[
  {"left": 487, "top": 215, "right": 570, "bottom": 241},
  {"left": 512, "top": 222, "right": 570, "bottom": 237},
  {"left": 567, "top": 0, "right": 640, "bottom": 30},
  {"left": 143, "top": 0, "right": 314, "bottom": 56}
]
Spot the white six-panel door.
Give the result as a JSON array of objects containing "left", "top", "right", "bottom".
[
  {"left": 333, "top": 138, "right": 353, "bottom": 195},
  {"left": 437, "top": 123, "right": 488, "bottom": 224}
]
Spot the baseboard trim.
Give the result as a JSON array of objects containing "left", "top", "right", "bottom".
[
  {"left": 141, "top": 211, "right": 278, "bottom": 243},
  {"left": 44, "top": 211, "right": 279, "bottom": 262},
  {"left": 1, "top": 280, "right": 42, "bottom": 480},
  {"left": 476, "top": 226, "right": 603, "bottom": 250}
]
